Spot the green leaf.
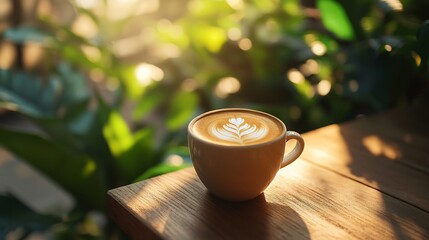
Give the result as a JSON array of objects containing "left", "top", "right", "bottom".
[
  {"left": 134, "top": 163, "right": 190, "bottom": 182},
  {"left": 162, "top": 146, "right": 192, "bottom": 164},
  {"left": 317, "top": 0, "right": 355, "bottom": 40},
  {"left": 417, "top": 20, "right": 429, "bottom": 61},
  {"left": 4, "top": 27, "right": 51, "bottom": 43},
  {"left": 294, "top": 80, "right": 315, "bottom": 106},
  {"left": 201, "top": 26, "right": 227, "bottom": 53},
  {"left": 134, "top": 142, "right": 192, "bottom": 184},
  {"left": 187, "top": 0, "right": 232, "bottom": 17},
  {"left": 0, "top": 128, "right": 106, "bottom": 209},
  {"left": 61, "top": 44, "right": 100, "bottom": 69},
  {"left": 0, "top": 67, "right": 90, "bottom": 119},
  {"left": 166, "top": 90, "right": 199, "bottom": 130},
  {"left": 117, "top": 127, "right": 157, "bottom": 182},
  {"left": 56, "top": 62, "right": 91, "bottom": 105},
  {"left": 103, "top": 111, "right": 134, "bottom": 157},
  {"left": 103, "top": 111, "right": 157, "bottom": 182},
  {"left": 0, "top": 195, "right": 61, "bottom": 239},
  {"left": 133, "top": 87, "right": 167, "bottom": 120},
  {"left": 0, "top": 70, "right": 56, "bottom": 117}
]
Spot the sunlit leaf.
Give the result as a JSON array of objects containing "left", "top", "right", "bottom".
[
  {"left": 116, "top": 127, "right": 157, "bottom": 182},
  {"left": 156, "top": 22, "right": 189, "bottom": 48},
  {"left": 103, "top": 111, "right": 134, "bottom": 157},
  {"left": 134, "top": 163, "right": 190, "bottom": 182},
  {"left": 133, "top": 87, "right": 167, "bottom": 120},
  {"left": 317, "top": 0, "right": 355, "bottom": 40},
  {"left": 121, "top": 65, "right": 145, "bottom": 100},
  {"left": 166, "top": 90, "right": 199, "bottom": 130},
  {"left": 283, "top": 0, "right": 302, "bottom": 16},
  {"left": 294, "top": 80, "right": 316, "bottom": 106},
  {"left": 252, "top": 0, "right": 277, "bottom": 12},
  {"left": 0, "top": 128, "right": 106, "bottom": 209},
  {"left": 103, "top": 110, "right": 157, "bottom": 182},
  {"left": 188, "top": 0, "right": 232, "bottom": 17},
  {"left": 61, "top": 45, "right": 99, "bottom": 69},
  {"left": 202, "top": 27, "right": 227, "bottom": 53}
]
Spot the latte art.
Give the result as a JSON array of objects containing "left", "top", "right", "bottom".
[
  {"left": 190, "top": 109, "right": 284, "bottom": 146},
  {"left": 209, "top": 117, "right": 268, "bottom": 145}
]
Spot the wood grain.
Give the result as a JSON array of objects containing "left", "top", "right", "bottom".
[
  {"left": 108, "top": 161, "right": 429, "bottom": 240},
  {"left": 301, "top": 118, "right": 429, "bottom": 211},
  {"left": 108, "top": 107, "right": 429, "bottom": 239}
]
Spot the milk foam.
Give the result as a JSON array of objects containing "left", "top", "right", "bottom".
[
  {"left": 209, "top": 117, "right": 268, "bottom": 144},
  {"left": 191, "top": 110, "right": 283, "bottom": 146}
]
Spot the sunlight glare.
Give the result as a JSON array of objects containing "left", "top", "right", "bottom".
[
  {"left": 412, "top": 51, "right": 421, "bottom": 67},
  {"left": 226, "top": 0, "right": 243, "bottom": 10},
  {"left": 317, "top": 80, "right": 331, "bottom": 96},
  {"left": 362, "top": 135, "right": 401, "bottom": 160},
  {"left": 384, "top": 45, "right": 392, "bottom": 52},
  {"left": 311, "top": 41, "right": 327, "bottom": 56},
  {"left": 160, "top": 44, "right": 181, "bottom": 59},
  {"left": 0, "top": 42, "right": 15, "bottom": 68},
  {"left": 287, "top": 69, "right": 304, "bottom": 84},
  {"left": 72, "top": 15, "right": 97, "bottom": 39},
  {"left": 106, "top": 0, "right": 159, "bottom": 20},
  {"left": 135, "top": 63, "right": 164, "bottom": 86},
  {"left": 81, "top": 45, "right": 102, "bottom": 63},
  {"left": 166, "top": 154, "right": 184, "bottom": 166},
  {"left": 300, "top": 59, "right": 320, "bottom": 75},
  {"left": 379, "top": 0, "right": 403, "bottom": 11},
  {"left": 228, "top": 28, "right": 242, "bottom": 41},
  {"left": 238, "top": 38, "right": 252, "bottom": 51},
  {"left": 215, "top": 77, "right": 241, "bottom": 98},
  {"left": 75, "top": 0, "right": 99, "bottom": 9},
  {"left": 24, "top": 43, "right": 44, "bottom": 69}
]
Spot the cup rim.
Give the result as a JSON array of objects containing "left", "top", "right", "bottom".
[{"left": 188, "top": 108, "right": 287, "bottom": 148}]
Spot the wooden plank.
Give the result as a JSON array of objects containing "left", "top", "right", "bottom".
[
  {"left": 108, "top": 161, "right": 429, "bottom": 240},
  {"left": 301, "top": 124, "right": 429, "bottom": 212},
  {"left": 353, "top": 106, "right": 429, "bottom": 137},
  {"left": 344, "top": 122, "right": 429, "bottom": 172},
  {"left": 304, "top": 122, "right": 429, "bottom": 172}
]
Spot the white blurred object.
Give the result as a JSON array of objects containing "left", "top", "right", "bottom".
[{"left": 0, "top": 148, "right": 75, "bottom": 216}]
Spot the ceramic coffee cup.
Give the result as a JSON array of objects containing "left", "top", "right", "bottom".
[{"left": 188, "top": 108, "right": 305, "bottom": 201}]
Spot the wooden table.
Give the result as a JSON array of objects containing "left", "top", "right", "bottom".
[{"left": 108, "top": 106, "right": 429, "bottom": 239}]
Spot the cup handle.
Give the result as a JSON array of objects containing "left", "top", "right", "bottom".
[{"left": 281, "top": 131, "right": 305, "bottom": 168}]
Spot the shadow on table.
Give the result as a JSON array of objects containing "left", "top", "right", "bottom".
[
  {"left": 340, "top": 108, "right": 429, "bottom": 239},
  {"left": 116, "top": 168, "right": 309, "bottom": 239},
  {"left": 184, "top": 193, "right": 310, "bottom": 240}
]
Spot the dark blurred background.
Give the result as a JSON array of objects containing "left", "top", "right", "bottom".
[{"left": 0, "top": 0, "right": 428, "bottom": 238}]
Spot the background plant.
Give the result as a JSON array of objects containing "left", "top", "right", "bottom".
[{"left": 0, "top": 0, "right": 428, "bottom": 238}]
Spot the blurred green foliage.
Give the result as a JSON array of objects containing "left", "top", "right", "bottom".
[{"left": 0, "top": 0, "right": 428, "bottom": 238}]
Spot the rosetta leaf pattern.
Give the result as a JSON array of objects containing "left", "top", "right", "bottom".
[{"left": 210, "top": 117, "right": 268, "bottom": 144}]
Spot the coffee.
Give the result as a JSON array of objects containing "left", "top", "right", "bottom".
[
  {"left": 188, "top": 108, "right": 305, "bottom": 201},
  {"left": 191, "top": 109, "right": 284, "bottom": 146}
]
